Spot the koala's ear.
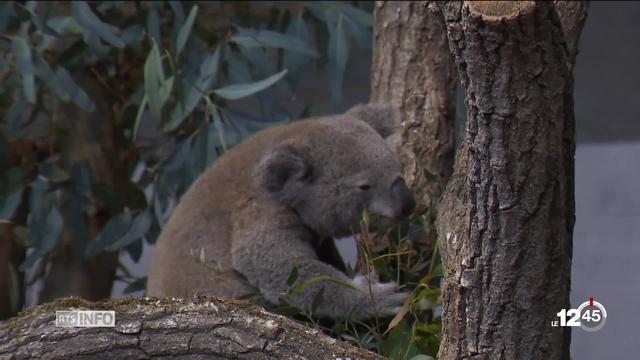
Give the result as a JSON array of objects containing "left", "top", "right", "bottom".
[
  {"left": 346, "top": 103, "right": 399, "bottom": 138},
  {"left": 254, "top": 144, "right": 313, "bottom": 204}
]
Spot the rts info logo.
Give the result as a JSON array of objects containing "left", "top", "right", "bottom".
[
  {"left": 56, "top": 310, "right": 115, "bottom": 328},
  {"left": 552, "top": 297, "right": 607, "bottom": 332}
]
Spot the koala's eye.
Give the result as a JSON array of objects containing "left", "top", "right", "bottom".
[{"left": 358, "top": 184, "right": 371, "bottom": 191}]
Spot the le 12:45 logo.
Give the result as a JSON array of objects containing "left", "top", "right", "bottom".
[{"left": 552, "top": 297, "right": 607, "bottom": 332}]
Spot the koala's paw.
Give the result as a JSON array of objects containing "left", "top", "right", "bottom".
[{"left": 352, "top": 274, "right": 409, "bottom": 318}]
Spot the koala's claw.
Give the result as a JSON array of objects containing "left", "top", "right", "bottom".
[{"left": 351, "top": 274, "right": 410, "bottom": 318}]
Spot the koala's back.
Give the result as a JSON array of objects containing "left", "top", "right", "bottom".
[{"left": 147, "top": 118, "right": 330, "bottom": 299}]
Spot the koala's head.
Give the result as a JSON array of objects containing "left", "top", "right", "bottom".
[{"left": 255, "top": 104, "right": 416, "bottom": 238}]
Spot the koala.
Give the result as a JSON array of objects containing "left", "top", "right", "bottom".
[{"left": 147, "top": 104, "right": 416, "bottom": 320}]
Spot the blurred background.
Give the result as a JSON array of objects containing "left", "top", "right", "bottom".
[{"left": 1, "top": 1, "right": 638, "bottom": 358}]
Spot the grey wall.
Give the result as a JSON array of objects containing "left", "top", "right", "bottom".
[
  {"left": 574, "top": 2, "right": 640, "bottom": 143},
  {"left": 570, "top": 2, "right": 640, "bottom": 358}
]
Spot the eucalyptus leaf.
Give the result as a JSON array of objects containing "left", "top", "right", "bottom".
[
  {"left": 122, "top": 24, "right": 145, "bottom": 46},
  {"left": 153, "top": 194, "right": 166, "bottom": 228},
  {"left": 62, "top": 192, "right": 91, "bottom": 253},
  {"left": 72, "top": 1, "right": 125, "bottom": 48},
  {"left": 381, "top": 319, "right": 421, "bottom": 359},
  {"left": 0, "top": 2, "right": 13, "bottom": 34},
  {"left": 287, "top": 267, "right": 299, "bottom": 287},
  {"left": 108, "top": 211, "right": 152, "bottom": 250},
  {"left": 84, "top": 212, "right": 133, "bottom": 257},
  {"left": 33, "top": 52, "right": 65, "bottom": 100},
  {"left": 328, "top": 15, "right": 349, "bottom": 112},
  {"left": 198, "top": 48, "right": 222, "bottom": 86},
  {"left": 5, "top": 98, "right": 26, "bottom": 140},
  {"left": 124, "top": 181, "right": 148, "bottom": 210},
  {"left": 211, "top": 106, "right": 227, "bottom": 151},
  {"left": 166, "top": 48, "right": 220, "bottom": 131},
  {"left": 241, "top": 46, "right": 276, "bottom": 80},
  {"left": 225, "top": 50, "right": 252, "bottom": 84},
  {"left": 126, "top": 232, "right": 143, "bottom": 262},
  {"left": 146, "top": 6, "right": 161, "bottom": 45},
  {"left": 168, "top": 1, "right": 185, "bottom": 23},
  {"left": 93, "top": 183, "right": 124, "bottom": 213},
  {"left": 13, "top": 1, "right": 32, "bottom": 22},
  {"left": 47, "top": 16, "right": 83, "bottom": 35},
  {"left": 432, "top": 263, "right": 443, "bottom": 278},
  {"left": 38, "top": 161, "right": 69, "bottom": 183},
  {"left": 96, "top": 1, "right": 124, "bottom": 12},
  {"left": 14, "top": 2, "right": 58, "bottom": 36},
  {"left": 232, "top": 27, "right": 319, "bottom": 57},
  {"left": 284, "top": 11, "right": 310, "bottom": 89},
  {"left": 332, "top": 2, "right": 373, "bottom": 26},
  {"left": 311, "top": 1, "right": 373, "bottom": 27},
  {"left": 133, "top": 95, "right": 147, "bottom": 141},
  {"left": 188, "top": 125, "right": 208, "bottom": 178},
  {"left": 342, "top": 16, "right": 373, "bottom": 50},
  {"left": 205, "top": 121, "right": 220, "bottom": 166},
  {"left": 159, "top": 76, "right": 175, "bottom": 107},
  {"left": 11, "top": 36, "right": 36, "bottom": 103},
  {"left": 163, "top": 138, "right": 191, "bottom": 171},
  {"left": 246, "top": 46, "right": 293, "bottom": 97},
  {"left": 0, "top": 167, "right": 27, "bottom": 195},
  {"left": 83, "top": 31, "right": 111, "bottom": 58},
  {"left": 0, "top": 187, "right": 24, "bottom": 221},
  {"left": 71, "top": 160, "right": 92, "bottom": 195},
  {"left": 214, "top": 69, "right": 288, "bottom": 101},
  {"left": 123, "top": 277, "right": 147, "bottom": 294},
  {"left": 409, "top": 355, "right": 435, "bottom": 360},
  {"left": 144, "top": 42, "right": 165, "bottom": 121},
  {"left": 175, "top": 5, "right": 198, "bottom": 56},
  {"left": 28, "top": 178, "right": 51, "bottom": 225},
  {"left": 311, "top": 286, "right": 325, "bottom": 313},
  {"left": 20, "top": 207, "right": 64, "bottom": 270},
  {"left": 45, "top": 67, "right": 70, "bottom": 102},
  {"left": 56, "top": 68, "right": 96, "bottom": 112}
]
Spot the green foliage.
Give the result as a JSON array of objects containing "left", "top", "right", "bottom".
[
  {"left": 272, "top": 217, "right": 443, "bottom": 359},
  {"left": 0, "top": 0, "right": 371, "bottom": 276}
]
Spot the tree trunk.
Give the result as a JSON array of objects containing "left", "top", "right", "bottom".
[
  {"left": 39, "top": 73, "right": 123, "bottom": 304},
  {"left": 0, "top": 223, "right": 22, "bottom": 319},
  {"left": 371, "top": 1, "right": 456, "bottom": 245},
  {"left": 553, "top": 1, "right": 590, "bottom": 71},
  {"left": 0, "top": 296, "right": 384, "bottom": 360},
  {"left": 435, "top": 1, "right": 586, "bottom": 359}
]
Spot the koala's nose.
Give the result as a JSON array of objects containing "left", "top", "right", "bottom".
[
  {"left": 402, "top": 196, "right": 416, "bottom": 218},
  {"left": 392, "top": 178, "right": 416, "bottom": 219}
]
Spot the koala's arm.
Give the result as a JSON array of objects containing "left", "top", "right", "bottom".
[{"left": 231, "top": 219, "right": 407, "bottom": 320}]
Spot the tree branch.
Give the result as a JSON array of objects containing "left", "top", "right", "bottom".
[{"left": 0, "top": 296, "right": 384, "bottom": 359}]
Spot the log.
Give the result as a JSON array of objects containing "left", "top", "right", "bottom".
[{"left": 0, "top": 296, "right": 384, "bottom": 359}]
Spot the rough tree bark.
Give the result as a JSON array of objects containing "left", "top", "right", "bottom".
[
  {"left": 0, "top": 224, "right": 22, "bottom": 320},
  {"left": 435, "top": 1, "right": 587, "bottom": 359},
  {"left": 0, "top": 297, "right": 383, "bottom": 360},
  {"left": 371, "top": 1, "right": 456, "bottom": 243},
  {"left": 553, "top": 1, "right": 589, "bottom": 72}
]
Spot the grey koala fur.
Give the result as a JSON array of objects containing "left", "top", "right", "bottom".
[{"left": 147, "top": 104, "right": 415, "bottom": 320}]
